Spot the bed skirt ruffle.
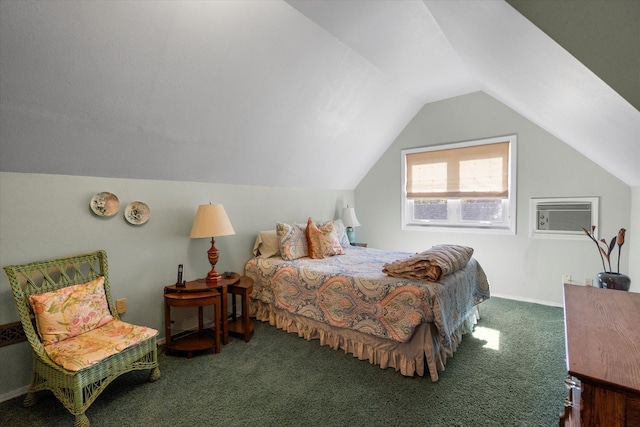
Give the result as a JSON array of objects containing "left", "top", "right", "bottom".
[{"left": 251, "top": 300, "right": 479, "bottom": 382}]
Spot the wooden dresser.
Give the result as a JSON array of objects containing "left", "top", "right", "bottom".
[{"left": 561, "top": 284, "right": 640, "bottom": 426}]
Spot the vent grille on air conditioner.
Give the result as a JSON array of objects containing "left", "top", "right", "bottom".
[{"left": 530, "top": 198, "right": 598, "bottom": 238}]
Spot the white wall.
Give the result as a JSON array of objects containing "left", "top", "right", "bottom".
[
  {"left": 0, "top": 171, "right": 353, "bottom": 399},
  {"left": 355, "top": 92, "right": 632, "bottom": 306}
]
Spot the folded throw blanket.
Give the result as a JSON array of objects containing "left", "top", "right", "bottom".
[{"left": 382, "top": 244, "right": 474, "bottom": 282}]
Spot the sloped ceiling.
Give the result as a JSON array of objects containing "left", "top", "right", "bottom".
[
  {"left": 507, "top": 0, "right": 640, "bottom": 112},
  {"left": 1, "top": 0, "right": 638, "bottom": 189}
]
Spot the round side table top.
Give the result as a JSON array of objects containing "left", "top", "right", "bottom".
[{"left": 165, "top": 272, "right": 240, "bottom": 293}]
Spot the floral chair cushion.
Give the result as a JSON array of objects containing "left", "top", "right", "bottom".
[
  {"left": 29, "top": 276, "right": 114, "bottom": 345},
  {"left": 43, "top": 319, "right": 158, "bottom": 371}
]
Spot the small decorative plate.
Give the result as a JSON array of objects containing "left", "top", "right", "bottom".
[
  {"left": 90, "top": 192, "right": 120, "bottom": 217},
  {"left": 124, "top": 201, "right": 150, "bottom": 225}
]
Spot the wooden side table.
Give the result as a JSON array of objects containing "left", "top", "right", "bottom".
[
  {"left": 166, "top": 273, "right": 240, "bottom": 346},
  {"left": 228, "top": 276, "right": 255, "bottom": 342},
  {"left": 164, "top": 289, "right": 220, "bottom": 358}
]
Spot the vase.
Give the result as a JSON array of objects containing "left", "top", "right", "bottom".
[{"left": 596, "top": 272, "right": 631, "bottom": 291}]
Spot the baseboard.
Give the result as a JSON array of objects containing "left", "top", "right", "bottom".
[
  {"left": 0, "top": 385, "right": 29, "bottom": 403},
  {"left": 490, "top": 292, "right": 563, "bottom": 308}
]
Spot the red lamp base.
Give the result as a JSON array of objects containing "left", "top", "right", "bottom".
[{"left": 205, "top": 237, "right": 222, "bottom": 283}]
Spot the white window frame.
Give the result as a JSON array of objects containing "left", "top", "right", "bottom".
[{"left": 401, "top": 135, "right": 517, "bottom": 234}]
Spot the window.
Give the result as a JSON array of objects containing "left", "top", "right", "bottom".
[{"left": 402, "top": 135, "right": 517, "bottom": 233}]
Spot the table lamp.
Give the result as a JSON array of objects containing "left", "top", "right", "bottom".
[
  {"left": 342, "top": 205, "right": 361, "bottom": 244},
  {"left": 190, "top": 203, "right": 235, "bottom": 283}
]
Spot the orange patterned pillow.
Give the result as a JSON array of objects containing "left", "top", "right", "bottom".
[
  {"left": 306, "top": 217, "right": 344, "bottom": 259},
  {"left": 29, "top": 276, "right": 114, "bottom": 345}
]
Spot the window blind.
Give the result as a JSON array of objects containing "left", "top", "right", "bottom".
[{"left": 406, "top": 141, "right": 510, "bottom": 199}]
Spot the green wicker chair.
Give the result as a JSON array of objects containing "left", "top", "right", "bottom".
[{"left": 3, "top": 250, "right": 160, "bottom": 427}]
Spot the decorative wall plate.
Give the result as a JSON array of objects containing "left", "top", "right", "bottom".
[
  {"left": 124, "top": 201, "right": 150, "bottom": 225},
  {"left": 90, "top": 192, "right": 120, "bottom": 217}
]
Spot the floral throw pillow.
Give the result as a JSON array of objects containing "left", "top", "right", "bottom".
[
  {"left": 29, "top": 276, "right": 114, "bottom": 345},
  {"left": 306, "top": 217, "right": 344, "bottom": 259},
  {"left": 276, "top": 222, "right": 309, "bottom": 260}
]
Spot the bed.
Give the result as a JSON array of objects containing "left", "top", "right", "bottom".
[{"left": 244, "top": 221, "right": 490, "bottom": 381}]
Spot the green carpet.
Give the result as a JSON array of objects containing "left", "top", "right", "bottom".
[{"left": 0, "top": 297, "right": 567, "bottom": 426}]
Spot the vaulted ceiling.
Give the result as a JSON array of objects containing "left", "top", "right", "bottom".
[
  {"left": 507, "top": 0, "right": 639, "bottom": 112},
  {"left": 1, "top": 1, "right": 638, "bottom": 188}
]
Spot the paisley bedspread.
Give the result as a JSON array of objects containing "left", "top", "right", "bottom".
[{"left": 245, "top": 246, "right": 490, "bottom": 346}]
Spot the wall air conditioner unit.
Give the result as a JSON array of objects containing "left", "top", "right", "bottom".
[{"left": 530, "top": 197, "right": 598, "bottom": 239}]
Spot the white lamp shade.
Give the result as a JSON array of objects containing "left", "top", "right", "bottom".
[
  {"left": 342, "top": 207, "right": 361, "bottom": 228},
  {"left": 189, "top": 204, "right": 235, "bottom": 238}
]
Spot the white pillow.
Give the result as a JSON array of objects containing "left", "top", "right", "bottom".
[
  {"left": 252, "top": 230, "right": 281, "bottom": 258},
  {"left": 330, "top": 219, "right": 350, "bottom": 248}
]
